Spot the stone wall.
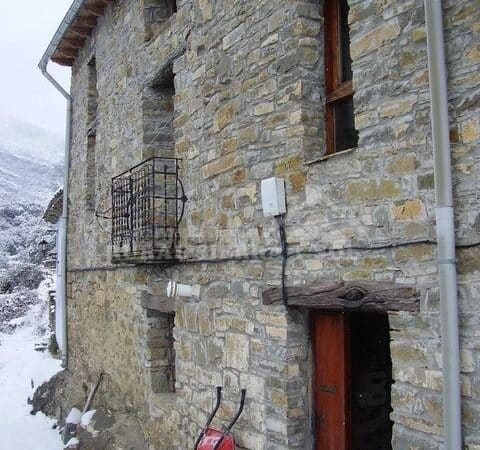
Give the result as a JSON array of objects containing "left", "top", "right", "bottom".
[{"left": 63, "top": 0, "right": 480, "bottom": 448}]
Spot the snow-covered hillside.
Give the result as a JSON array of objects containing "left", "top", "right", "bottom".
[
  {"left": 0, "top": 117, "right": 64, "bottom": 448},
  {"left": 0, "top": 117, "right": 63, "bottom": 266}
]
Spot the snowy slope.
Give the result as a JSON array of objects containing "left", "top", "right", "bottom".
[{"left": 0, "top": 279, "right": 63, "bottom": 450}]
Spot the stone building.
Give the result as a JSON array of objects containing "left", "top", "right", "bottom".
[{"left": 40, "top": 0, "right": 480, "bottom": 448}]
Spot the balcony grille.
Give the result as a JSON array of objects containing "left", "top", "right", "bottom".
[{"left": 111, "top": 157, "right": 186, "bottom": 262}]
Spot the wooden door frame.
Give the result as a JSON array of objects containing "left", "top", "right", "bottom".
[{"left": 312, "top": 311, "right": 351, "bottom": 450}]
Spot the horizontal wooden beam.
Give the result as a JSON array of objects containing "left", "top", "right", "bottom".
[
  {"left": 326, "top": 80, "right": 354, "bottom": 104},
  {"left": 263, "top": 281, "right": 420, "bottom": 313}
]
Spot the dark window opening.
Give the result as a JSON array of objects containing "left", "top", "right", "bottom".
[
  {"left": 350, "top": 313, "right": 393, "bottom": 450},
  {"left": 86, "top": 58, "right": 97, "bottom": 211},
  {"left": 143, "top": 68, "right": 175, "bottom": 159},
  {"left": 87, "top": 58, "right": 98, "bottom": 129},
  {"left": 324, "top": 0, "right": 358, "bottom": 154},
  {"left": 85, "top": 133, "right": 96, "bottom": 211},
  {"left": 145, "top": 309, "right": 176, "bottom": 394},
  {"left": 144, "top": 0, "right": 177, "bottom": 40}
]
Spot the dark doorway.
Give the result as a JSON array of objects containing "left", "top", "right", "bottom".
[{"left": 313, "top": 312, "right": 393, "bottom": 450}]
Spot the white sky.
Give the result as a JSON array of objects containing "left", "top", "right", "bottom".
[{"left": 0, "top": 0, "right": 73, "bottom": 137}]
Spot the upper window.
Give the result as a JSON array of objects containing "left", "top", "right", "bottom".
[
  {"left": 324, "top": 0, "right": 358, "bottom": 154},
  {"left": 144, "top": 0, "right": 177, "bottom": 41}
]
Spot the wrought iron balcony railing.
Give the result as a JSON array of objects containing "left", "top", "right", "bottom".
[{"left": 111, "top": 157, "right": 187, "bottom": 262}]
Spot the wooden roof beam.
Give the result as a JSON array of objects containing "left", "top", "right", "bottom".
[
  {"left": 57, "top": 47, "right": 79, "bottom": 59},
  {"left": 69, "top": 26, "right": 92, "bottom": 38},
  {"left": 85, "top": 5, "right": 106, "bottom": 16},
  {"left": 51, "top": 55, "right": 75, "bottom": 66},
  {"left": 61, "top": 37, "right": 85, "bottom": 49},
  {"left": 89, "top": 0, "right": 111, "bottom": 6},
  {"left": 74, "top": 15, "right": 97, "bottom": 29}
]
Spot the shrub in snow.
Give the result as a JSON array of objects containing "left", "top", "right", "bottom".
[{"left": 0, "top": 262, "right": 44, "bottom": 293}]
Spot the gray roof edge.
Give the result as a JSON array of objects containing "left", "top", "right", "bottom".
[{"left": 39, "top": 0, "right": 86, "bottom": 71}]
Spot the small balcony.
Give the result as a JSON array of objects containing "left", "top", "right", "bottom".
[{"left": 111, "top": 157, "right": 187, "bottom": 263}]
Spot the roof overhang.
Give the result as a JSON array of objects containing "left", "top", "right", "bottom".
[
  {"left": 43, "top": 189, "right": 64, "bottom": 224},
  {"left": 39, "top": 0, "right": 113, "bottom": 69}
]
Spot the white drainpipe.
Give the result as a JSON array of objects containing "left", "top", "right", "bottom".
[
  {"left": 39, "top": 64, "right": 72, "bottom": 367},
  {"left": 424, "top": 1, "right": 462, "bottom": 448},
  {"left": 38, "top": 0, "right": 89, "bottom": 368}
]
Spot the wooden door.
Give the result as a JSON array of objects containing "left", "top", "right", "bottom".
[{"left": 313, "top": 312, "right": 350, "bottom": 450}]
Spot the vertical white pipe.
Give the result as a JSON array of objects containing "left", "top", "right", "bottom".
[
  {"left": 424, "top": 1, "right": 462, "bottom": 448},
  {"left": 40, "top": 63, "right": 71, "bottom": 367}
]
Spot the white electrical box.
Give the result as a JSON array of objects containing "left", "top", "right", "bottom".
[{"left": 261, "top": 177, "right": 286, "bottom": 217}]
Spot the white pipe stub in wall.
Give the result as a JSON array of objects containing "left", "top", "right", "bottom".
[{"left": 166, "top": 280, "right": 200, "bottom": 298}]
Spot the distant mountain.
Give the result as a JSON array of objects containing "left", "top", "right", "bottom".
[
  {"left": 0, "top": 116, "right": 63, "bottom": 164},
  {"left": 0, "top": 147, "right": 62, "bottom": 205},
  {"left": 0, "top": 117, "right": 63, "bottom": 206}
]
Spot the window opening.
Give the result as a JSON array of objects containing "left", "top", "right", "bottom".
[
  {"left": 86, "top": 58, "right": 97, "bottom": 211},
  {"left": 324, "top": 0, "right": 358, "bottom": 154}
]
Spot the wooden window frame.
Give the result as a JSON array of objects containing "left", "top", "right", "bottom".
[{"left": 324, "top": 0, "right": 356, "bottom": 155}]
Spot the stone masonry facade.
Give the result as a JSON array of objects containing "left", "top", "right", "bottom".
[{"left": 60, "top": 0, "right": 480, "bottom": 448}]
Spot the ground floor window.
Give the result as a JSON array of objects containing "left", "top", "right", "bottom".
[
  {"left": 144, "top": 309, "right": 175, "bottom": 394},
  {"left": 312, "top": 311, "right": 393, "bottom": 450}
]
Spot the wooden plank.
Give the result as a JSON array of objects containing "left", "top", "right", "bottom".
[
  {"left": 263, "top": 281, "right": 419, "bottom": 312},
  {"left": 326, "top": 80, "right": 353, "bottom": 104},
  {"left": 313, "top": 312, "right": 350, "bottom": 450}
]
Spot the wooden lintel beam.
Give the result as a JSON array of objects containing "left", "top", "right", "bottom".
[{"left": 263, "top": 281, "right": 420, "bottom": 313}]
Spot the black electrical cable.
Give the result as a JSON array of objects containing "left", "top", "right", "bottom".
[
  {"left": 67, "top": 239, "right": 480, "bottom": 273},
  {"left": 275, "top": 214, "right": 289, "bottom": 308}
]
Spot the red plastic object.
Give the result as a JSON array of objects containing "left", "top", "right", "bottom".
[{"left": 196, "top": 428, "right": 235, "bottom": 450}]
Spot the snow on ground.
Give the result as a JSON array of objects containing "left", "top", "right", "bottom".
[{"left": 0, "top": 280, "right": 63, "bottom": 450}]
